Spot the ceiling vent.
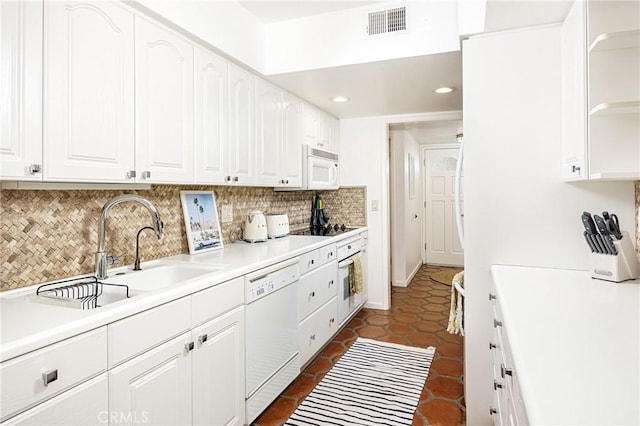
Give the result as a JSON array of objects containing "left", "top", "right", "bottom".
[{"left": 366, "top": 6, "right": 407, "bottom": 36}]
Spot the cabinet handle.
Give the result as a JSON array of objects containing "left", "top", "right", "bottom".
[
  {"left": 28, "top": 164, "right": 41, "bottom": 175},
  {"left": 489, "top": 407, "right": 498, "bottom": 415},
  {"left": 126, "top": 170, "right": 136, "bottom": 180},
  {"left": 571, "top": 165, "right": 581, "bottom": 174},
  {"left": 329, "top": 317, "right": 335, "bottom": 325},
  {"left": 233, "top": 176, "right": 239, "bottom": 182},
  {"left": 501, "top": 364, "right": 513, "bottom": 378},
  {"left": 225, "top": 176, "right": 231, "bottom": 182},
  {"left": 310, "top": 334, "right": 316, "bottom": 341},
  {"left": 185, "top": 342, "right": 195, "bottom": 352},
  {"left": 493, "top": 319, "right": 502, "bottom": 328},
  {"left": 489, "top": 293, "right": 496, "bottom": 301},
  {"left": 198, "top": 334, "right": 208, "bottom": 344},
  {"left": 309, "top": 291, "right": 315, "bottom": 298},
  {"left": 328, "top": 280, "right": 334, "bottom": 287},
  {"left": 42, "top": 369, "right": 58, "bottom": 386},
  {"left": 489, "top": 342, "right": 497, "bottom": 350},
  {"left": 347, "top": 245, "right": 352, "bottom": 250},
  {"left": 141, "top": 170, "right": 151, "bottom": 180},
  {"left": 285, "top": 179, "right": 289, "bottom": 184},
  {"left": 493, "top": 380, "right": 503, "bottom": 390}
]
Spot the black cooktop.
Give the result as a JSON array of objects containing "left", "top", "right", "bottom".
[{"left": 290, "top": 224, "right": 354, "bottom": 236}]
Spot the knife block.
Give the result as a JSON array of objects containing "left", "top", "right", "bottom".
[{"left": 589, "top": 231, "right": 639, "bottom": 282}]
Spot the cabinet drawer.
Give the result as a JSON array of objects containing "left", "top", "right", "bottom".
[
  {"left": 298, "top": 261, "right": 338, "bottom": 321},
  {"left": 108, "top": 297, "right": 190, "bottom": 368},
  {"left": 319, "top": 244, "right": 337, "bottom": 265},
  {"left": 298, "top": 250, "right": 321, "bottom": 275},
  {"left": 298, "top": 298, "right": 338, "bottom": 367},
  {"left": 191, "top": 277, "right": 243, "bottom": 327},
  {"left": 2, "top": 374, "right": 107, "bottom": 426},
  {"left": 0, "top": 327, "right": 107, "bottom": 422}
]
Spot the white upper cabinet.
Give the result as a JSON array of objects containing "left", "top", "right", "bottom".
[
  {"left": 331, "top": 116, "right": 340, "bottom": 154},
  {"left": 302, "top": 104, "right": 318, "bottom": 147},
  {"left": 135, "top": 16, "right": 194, "bottom": 184},
  {"left": 1, "top": 0, "right": 43, "bottom": 181},
  {"left": 561, "top": 0, "right": 639, "bottom": 181},
  {"left": 281, "top": 93, "right": 303, "bottom": 187},
  {"left": 228, "top": 64, "right": 255, "bottom": 185},
  {"left": 194, "top": 47, "right": 228, "bottom": 184},
  {"left": 255, "top": 79, "right": 281, "bottom": 186},
  {"left": 302, "top": 103, "right": 338, "bottom": 153},
  {"left": 43, "top": 1, "right": 135, "bottom": 182},
  {"left": 317, "top": 110, "right": 333, "bottom": 151}
]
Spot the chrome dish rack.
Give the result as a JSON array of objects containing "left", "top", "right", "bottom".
[{"left": 36, "top": 276, "right": 131, "bottom": 310}]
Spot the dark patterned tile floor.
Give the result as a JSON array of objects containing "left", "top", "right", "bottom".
[{"left": 253, "top": 264, "right": 465, "bottom": 426}]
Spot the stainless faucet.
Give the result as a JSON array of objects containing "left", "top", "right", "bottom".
[{"left": 95, "top": 195, "right": 163, "bottom": 279}]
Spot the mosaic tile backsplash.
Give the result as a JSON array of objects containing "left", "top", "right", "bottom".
[{"left": 0, "top": 186, "right": 366, "bottom": 290}]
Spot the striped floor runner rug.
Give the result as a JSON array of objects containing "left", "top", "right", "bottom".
[{"left": 285, "top": 338, "right": 436, "bottom": 426}]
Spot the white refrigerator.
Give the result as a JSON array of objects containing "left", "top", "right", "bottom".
[{"left": 461, "top": 24, "right": 636, "bottom": 424}]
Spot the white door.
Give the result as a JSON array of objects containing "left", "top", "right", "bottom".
[
  {"left": 135, "top": 16, "right": 193, "bottom": 184},
  {"left": 228, "top": 64, "right": 254, "bottom": 185},
  {"left": 281, "top": 93, "right": 303, "bottom": 187},
  {"left": 424, "top": 148, "right": 464, "bottom": 266},
  {"left": 194, "top": 47, "right": 228, "bottom": 184},
  {"left": 192, "top": 307, "right": 245, "bottom": 426},
  {"left": 44, "top": 1, "right": 134, "bottom": 182},
  {"left": 255, "top": 79, "right": 281, "bottom": 186},
  {"left": 1, "top": 0, "right": 42, "bottom": 180},
  {"left": 109, "top": 334, "right": 192, "bottom": 425}
]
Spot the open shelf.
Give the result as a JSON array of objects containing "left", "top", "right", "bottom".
[
  {"left": 589, "top": 29, "right": 640, "bottom": 52},
  {"left": 589, "top": 101, "right": 640, "bottom": 116}
]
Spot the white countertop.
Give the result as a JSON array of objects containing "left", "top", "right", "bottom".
[
  {"left": 491, "top": 265, "right": 640, "bottom": 425},
  {"left": 0, "top": 230, "right": 364, "bottom": 362}
]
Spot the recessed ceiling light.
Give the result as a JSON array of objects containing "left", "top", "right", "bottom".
[
  {"left": 434, "top": 87, "right": 455, "bottom": 94},
  {"left": 332, "top": 96, "right": 349, "bottom": 103}
]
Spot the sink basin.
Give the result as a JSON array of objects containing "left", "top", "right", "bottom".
[{"left": 102, "top": 262, "right": 226, "bottom": 292}]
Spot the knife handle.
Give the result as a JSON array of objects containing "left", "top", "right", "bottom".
[
  {"left": 604, "top": 235, "right": 618, "bottom": 255},
  {"left": 592, "top": 234, "right": 606, "bottom": 254},
  {"left": 584, "top": 231, "right": 596, "bottom": 253}
]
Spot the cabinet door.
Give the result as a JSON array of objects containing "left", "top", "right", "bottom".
[
  {"left": 192, "top": 307, "right": 245, "bottom": 426},
  {"left": 194, "top": 47, "right": 228, "bottom": 184},
  {"left": 281, "top": 93, "right": 303, "bottom": 187},
  {"left": 5, "top": 375, "right": 107, "bottom": 426},
  {"left": 43, "top": 1, "right": 134, "bottom": 182},
  {"left": 135, "top": 16, "right": 194, "bottom": 184},
  {"left": 316, "top": 111, "right": 333, "bottom": 150},
  {"left": 1, "top": 0, "right": 42, "bottom": 180},
  {"left": 109, "top": 333, "right": 192, "bottom": 426},
  {"left": 330, "top": 116, "right": 340, "bottom": 154},
  {"left": 560, "top": 0, "right": 587, "bottom": 181},
  {"left": 228, "top": 64, "right": 254, "bottom": 185},
  {"left": 255, "top": 79, "right": 281, "bottom": 186},
  {"left": 302, "top": 103, "right": 318, "bottom": 146}
]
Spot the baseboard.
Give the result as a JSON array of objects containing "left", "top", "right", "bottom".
[
  {"left": 364, "top": 301, "right": 388, "bottom": 310},
  {"left": 392, "top": 261, "right": 423, "bottom": 287}
]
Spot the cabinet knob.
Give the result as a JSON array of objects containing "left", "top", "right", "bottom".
[
  {"left": 489, "top": 341, "right": 497, "bottom": 350},
  {"left": 233, "top": 176, "right": 239, "bottom": 182},
  {"left": 185, "top": 342, "right": 195, "bottom": 352},
  {"left": 198, "top": 334, "right": 208, "bottom": 344},
  {"left": 494, "top": 319, "right": 503, "bottom": 328},
  {"left": 571, "top": 165, "right": 581, "bottom": 174},
  {"left": 126, "top": 170, "right": 136, "bottom": 180},
  {"left": 141, "top": 170, "right": 151, "bottom": 180},
  {"left": 489, "top": 293, "right": 497, "bottom": 301},
  {"left": 310, "top": 334, "right": 316, "bottom": 341},
  {"left": 28, "top": 164, "right": 41, "bottom": 175},
  {"left": 42, "top": 369, "right": 58, "bottom": 386},
  {"left": 285, "top": 180, "right": 289, "bottom": 184},
  {"left": 225, "top": 176, "right": 231, "bottom": 182},
  {"left": 328, "top": 280, "right": 334, "bottom": 287},
  {"left": 493, "top": 380, "right": 503, "bottom": 390},
  {"left": 310, "top": 291, "right": 315, "bottom": 298},
  {"left": 501, "top": 363, "right": 513, "bottom": 378},
  {"left": 489, "top": 407, "right": 498, "bottom": 415},
  {"left": 329, "top": 317, "right": 335, "bottom": 325}
]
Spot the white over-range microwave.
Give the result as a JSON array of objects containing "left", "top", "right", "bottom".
[{"left": 303, "top": 144, "right": 339, "bottom": 190}]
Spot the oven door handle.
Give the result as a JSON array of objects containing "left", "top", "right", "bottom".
[{"left": 338, "top": 258, "right": 355, "bottom": 268}]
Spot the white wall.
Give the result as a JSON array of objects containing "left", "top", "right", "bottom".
[
  {"left": 133, "top": 0, "right": 266, "bottom": 71},
  {"left": 264, "top": 1, "right": 460, "bottom": 74},
  {"left": 463, "top": 25, "right": 635, "bottom": 424}
]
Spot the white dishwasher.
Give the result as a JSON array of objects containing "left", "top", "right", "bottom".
[{"left": 245, "top": 258, "right": 300, "bottom": 424}]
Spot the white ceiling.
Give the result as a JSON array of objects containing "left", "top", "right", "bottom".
[{"left": 237, "top": 0, "right": 572, "bottom": 120}]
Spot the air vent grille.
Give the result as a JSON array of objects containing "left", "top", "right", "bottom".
[{"left": 367, "top": 6, "right": 407, "bottom": 36}]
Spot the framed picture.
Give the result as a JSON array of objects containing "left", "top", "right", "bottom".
[{"left": 180, "top": 191, "right": 223, "bottom": 254}]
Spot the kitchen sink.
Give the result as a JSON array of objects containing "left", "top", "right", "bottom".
[{"left": 102, "top": 261, "right": 227, "bottom": 292}]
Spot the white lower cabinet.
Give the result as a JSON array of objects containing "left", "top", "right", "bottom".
[
  {"left": 298, "top": 298, "right": 338, "bottom": 367},
  {"left": 192, "top": 306, "right": 245, "bottom": 426},
  {"left": 109, "top": 333, "right": 193, "bottom": 425},
  {"left": 2, "top": 375, "right": 107, "bottom": 426}
]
